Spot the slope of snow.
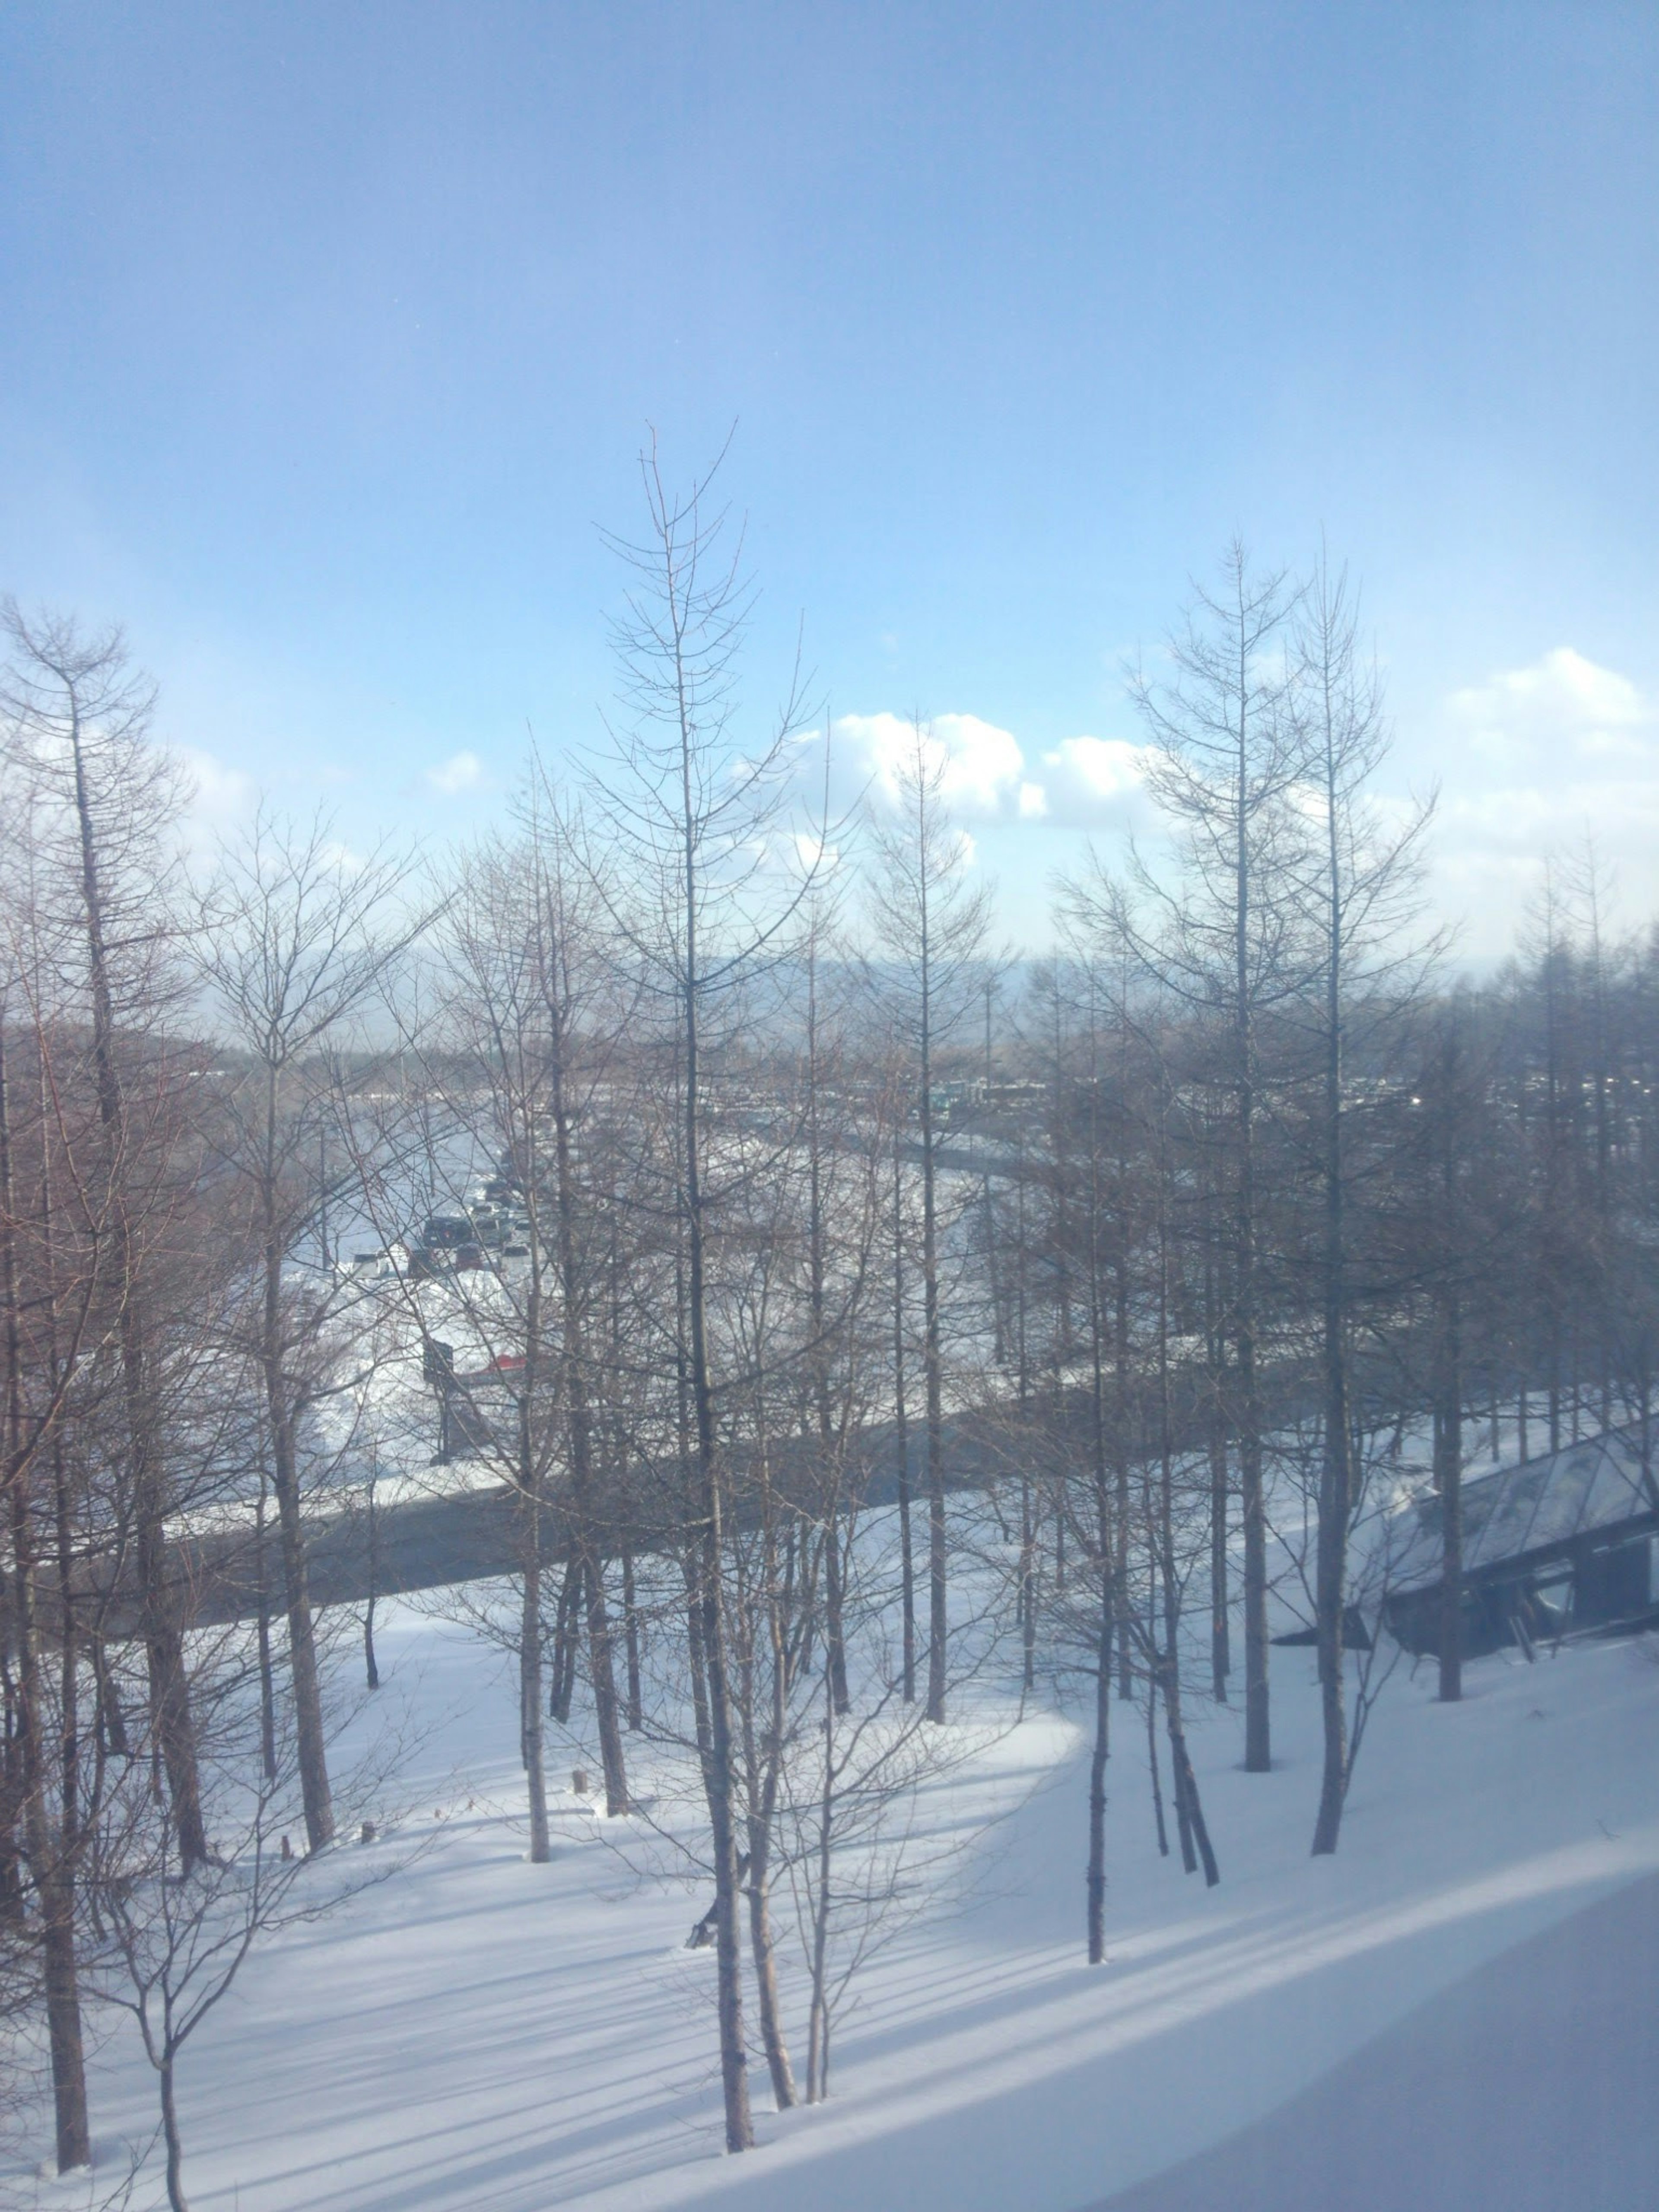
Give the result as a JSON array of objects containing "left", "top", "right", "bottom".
[
  {"left": 11, "top": 1603, "right": 1659, "bottom": 2212},
  {"left": 1086, "top": 1865, "right": 1659, "bottom": 2211}
]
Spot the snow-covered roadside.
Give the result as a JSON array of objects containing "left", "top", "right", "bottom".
[
  {"left": 1085, "top": 1865, "right": 1659, "bottom": 2212},
  {"left": 11, "top": 1604, "right": 1658, "bottom": 2212}
]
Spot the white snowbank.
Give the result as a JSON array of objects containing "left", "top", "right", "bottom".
[
  {"left": 1085, "top": 1864, "right": 1659, "bottom": 2211},
  {"left": 12, "top": 1605, "right": 1657, "bottom": 2211}
]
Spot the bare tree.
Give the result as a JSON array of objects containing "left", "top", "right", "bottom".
[
  {"left": 2, "top": 602, "right": 208, "bottom": 1866},
  {"left": 518, "top": 782, "right": 632, "bottom": 1819},
  {"left": 1116, "top": 545, "right": 1304, "bottom": 1774},
  {"left": 585, "top": 435, "right": 822, "bottom": 2154},
  {"left": 88, "top": 1619, "right": 401, "bottom": 2212},
  {"left": 407, "top": 792, "right": 636, "bottom": 1849},
  {"left": 865, "top": 721, "right": 993, "bottom": 1722},
  {"left": 197, "top": 810, "right": 414, "bottom": 1854},
  {"left": 779, "top": 1517, "right": 1000, "bottom": 2104},
  {"left": 1287, "top": 552, "right": 1437, "bottom": 1853},
  {"left": 0, "top": 1002, "right": 92, "bottom": 2173}
]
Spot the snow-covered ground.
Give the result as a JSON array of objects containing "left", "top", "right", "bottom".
[
  {"left": 1088, "top": 1865, "right": 1659, "bottom": 2211},
  {"left": 11, "top": 1595, "right": 1658, "bottom": 2212}
]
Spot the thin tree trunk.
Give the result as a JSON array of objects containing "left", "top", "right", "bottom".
[
  {"left": 0, "top": 1022, "right": 91, "bottom": 2172},
  {"left": 1113, "top": 1255, "right": 1133, "bottom": 1703},
  {"left": 254, "top": 1471, "right": 278, "bottom": 1780},
  {"left": 893, "top": 1145, "right": 915, "bottom": 1704},
  {"left": 1146, "top": 1662, "right": 1170, "bottom": 1858},
  {"left": 747, "top": 1842, "right": 795, "bottom": 2110},
  {"left": 1019, "top": 1473, "right": 1036, "bottom": 1694},
  {"left": 823, "top": 1526, "right": 849, "bottom": 1717},
  {"left": 682, "top": 857, "right": 753, "bottom": 2152},
  {"left": 621, "top": 1542, "right": 642, "bottom": 1730},
  {"left": 1233, "top": 650, "right": 1271, "bottom": 1776},
  {"left": 7, "top": 1481, "right": 90, "bottom": 2173},
  {"left": 1162, "top": 1665, "right": 1220, "bottom": 1886},
  {"left": 266, "top": 1370, "right": 334, "bottom": 1851},
  {"left": 363, "top": 1460, "right": 381, "bottom": 1691},
  {"left": 1155, "top": 1156, "right": 1220, "bottom": 1887},
  {"left": 1151, "top": 1458, "right": 1195, "bottom": 1873},
  {"left": 48, "top": 1438, "right": 78, "bottom": 1871},
  {"left": 806, "top": 1665, "right": 835, "bottom": 2103},
  {"left": 1437, "top": 1293, "right": 1464, "bottom": 1702},
  {"left": 1312, "top": 715, "right": 1353, "bottom": 1856},
  {"left": 1206, "top": 1244, "right": 1231, "bottom": 1702},
  {"left": 920, "top": 1026, "right": 948, "bottom": 1724},
  {"left": 745, "top": 1493, "right": 796, "bottom": 2111},
  {"left": 1436, "top": 1020, "right": 1466, "bottom": 1703},
  {"left": 35, "top": 1036, "right": 83, "bottom": 1863},
  {"left": 542, "top": 961, "right": 628, "bottom": 1815},
  {"left": 1016, "top": 1155, "right": 1036, "bottom": 1695},
  {"left": 1086, "top": 1546, "right": 1112, "bottom": 1962},
  {"left": 160, "top": 2049, "right": 189, "bottom": 2212},
  {"left": 70, "top": 720, "right": 206, "bottom": 1869},
  {"left": 1168, "top": 1693, "right": 1198, "bottom": 1872},
  {"left": 805, "top": 942, "right": 849, "bottom": 1721},
  {"left": 548, "top": 1556, "right": 579, "bottom": 1725},
  {"left": 520, "top": 1546, "right": 550, "bottom": 1863},
  {"left": 93, "top": 1637, "right": 128, "bottom": 1759},
  {"left": 1209, "top": 1410, "right": 1230, "bottom": 1703},
  {"left": 683, "top": 1551, "right": 712, "bottom": 1765},
  {"left": 1310, "top": 1351, "right": 1353, "bottom": 1854},
  {"left": 580, "top": 1554, "right": 626, "bottom": 1813}
]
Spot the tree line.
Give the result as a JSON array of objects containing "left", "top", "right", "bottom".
[{"left": 3, "top": 463, "right": 1657, "bottom": 2195}]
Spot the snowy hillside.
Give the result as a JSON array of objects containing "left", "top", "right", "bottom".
[{"left": 13, "top": 1596, "right": 1657, "bottom": 2212}]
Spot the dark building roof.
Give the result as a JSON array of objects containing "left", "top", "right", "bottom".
[{"left": 1392, "top": 1424, "right": 1658, "bottom": 1597}]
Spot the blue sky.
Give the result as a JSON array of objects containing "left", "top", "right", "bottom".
[{"left": 2, "top": 1, "right": 1656, "bottom": 953}]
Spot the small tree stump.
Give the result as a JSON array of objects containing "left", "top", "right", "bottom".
[{"left": 572, "top": 1769, "right": 590, "bottom": 1797}]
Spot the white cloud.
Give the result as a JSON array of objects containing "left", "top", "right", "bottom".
[
  {"left": 177, "top": 745, "right": 257, "bottom": 826},
  {"left": 831, "top": 711, "right": 1163, "bottom": 836},
  {"left": 782, "top": 827, "right": 845, "bottom": 879},
  {"left": 425, "top": 749, "right": 485, "bottom": 796},
  {"left": 1439, "top": 773, "right": 1659, "bottom": 859},
  {"left": 1427, "top": 649, "right": 1659, "bottom": 955},
  {"left": 836, "top": 711, "right": 1026, "bottom": 817},
  {"left": 1447, "top": 647, "right": 1652, "bottom": 770},
  {"left": 172, "top": 745, "right": 257, "bottom": 864},
  {"left": 1030, "top": 734, "right": 1159, "bottom": 826}
]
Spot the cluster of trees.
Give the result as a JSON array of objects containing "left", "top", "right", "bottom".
[
  {"left": 4, "top": 469, "right": 1658, "bottom": 2191},
  {"left": 0, "top": 605, "right": 399, "bottom": 2203}
]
